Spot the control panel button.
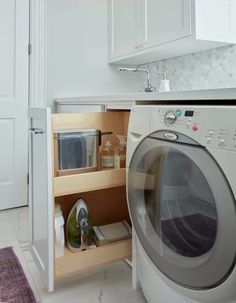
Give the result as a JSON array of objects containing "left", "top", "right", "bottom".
[
  {"left": 175, "top": 110, "right": 182, "bottom": 117},
  {"left": 186, "top": 123, "right": 191, "bottom": 129},
  {"left": 206, "top": 137, "right": 211, "bottom": 144},
  {"left": 164, "top": 111, "right": 177, "bottom": 126},
  {"left": 219, "top": 139, "right": 225, "bottom": 146},
  {"left": 192, "top": 125, "right": 199, "bottom": 132}
]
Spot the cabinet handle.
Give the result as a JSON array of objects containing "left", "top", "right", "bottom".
[{"left": 29, "top": 128, "right": 44, "bottom": 135}]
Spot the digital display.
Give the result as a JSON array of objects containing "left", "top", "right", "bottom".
[{"left": 185, "top": 111, "right": 194, "bottom": 117}]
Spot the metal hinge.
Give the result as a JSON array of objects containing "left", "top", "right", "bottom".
[
  {"left": 28, "top": 44, "right": 32, "bottom": 55},
  {"left": 27, "top": 173, "right": 29, "bottom": 185}
]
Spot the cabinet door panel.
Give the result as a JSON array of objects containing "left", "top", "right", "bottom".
[
  {"left": 109, "top": 0, "right": 137, "bottom": 58},
  {"left": 230, "top": 0, "right": 236, "bottom": 42},
  {"left": 195, "top": 0, "right": 232, "bottom": 42},
  {"left": 146, "top": 0, "right": 191, "bottom": 47},
  {"left": 28, "top": 108, "right": 54, "bottom": 292},
  {"left": 136, "top": 0, "right": 148, "bottom": 47}
]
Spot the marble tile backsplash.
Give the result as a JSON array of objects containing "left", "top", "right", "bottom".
[{"left": 139, "top": 45, "right": 236, "bottom": 92}]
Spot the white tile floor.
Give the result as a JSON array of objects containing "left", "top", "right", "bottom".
[{"left": 0, "top": 206, "right": 146, "bottom": 303}]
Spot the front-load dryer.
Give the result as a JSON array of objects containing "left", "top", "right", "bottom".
[{"left": 127, "top": 105, "right": 236, "bottom": 303}]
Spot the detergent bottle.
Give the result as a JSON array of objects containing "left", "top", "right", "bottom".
[{"left": 55, "top": 204, "right": 65, "bottom": 257}]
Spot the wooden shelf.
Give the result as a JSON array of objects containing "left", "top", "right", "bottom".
[
  {"left": 53, "top": 168, "right": 126, "bottom": 197},
  {"left": 51, "top": 111, "right": 130, "bottom": 133},
  {"left": 55, "top": 239, "right": 132, "bottom": 280}
]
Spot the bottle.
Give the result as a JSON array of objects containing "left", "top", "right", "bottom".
[
  {"left": 101, "top": 141, "right": 114, "bottom": 169},
  {"left": 55, "top": 204, "right": 65, "bottom": 258},
  {"left": 114, "top": 135, "right": 127, "bottom": 169},
  {"left": 159, "top": 74, "right": 171, "bottom": 92}
]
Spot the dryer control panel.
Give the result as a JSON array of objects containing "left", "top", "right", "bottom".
[{"left": 150, "top": 106, "right": 236, "bottom": 152}]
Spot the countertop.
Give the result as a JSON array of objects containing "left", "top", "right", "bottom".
[{"left": 54, "top": 88, "right": 236, "bottom": 105}]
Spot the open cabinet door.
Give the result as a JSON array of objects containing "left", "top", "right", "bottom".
[{"left": 28, "top": 108, "right": 54, "bottom": 292}]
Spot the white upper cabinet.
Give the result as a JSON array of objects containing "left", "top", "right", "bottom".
[
  {"left": 146, "top": 0, "right": 191, "bottom": 48},
  {"left": 195, "top": 0, "right": 236, "bottom": 42},
  {"left": 108, "top": 0, "right": 236, "bottom": 64},
  {"left": 108, "top": 0, "right": 137, "bottom": 59}
]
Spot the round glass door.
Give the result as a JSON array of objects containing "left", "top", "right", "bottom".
[{"left": 128, "top": 133, "right": 236, "bottom": 289}]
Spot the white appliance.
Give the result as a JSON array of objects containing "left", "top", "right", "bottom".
[{"left": 127, "top": 105, "right": 236, "bottom": 303}]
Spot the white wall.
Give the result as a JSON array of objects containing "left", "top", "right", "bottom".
[
  {"left": 46, "top": 1, "right": 236, "bottom": 106},
  {"left": 46, "top": 0, "right": 140, "bottom": 107}
]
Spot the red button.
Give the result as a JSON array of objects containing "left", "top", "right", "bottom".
[{"left": 192, "top": 125, "right": 198, "bottom": 131}]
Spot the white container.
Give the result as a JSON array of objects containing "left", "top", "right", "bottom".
[
  {"left": 159, "top": 74, "right": 171, "bottom": 92},
  {"left": 55, "top": 204, "right": 65, "bottom": 258}
]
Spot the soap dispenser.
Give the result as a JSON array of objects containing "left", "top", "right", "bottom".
[{"left": 159, "top": 74, "right": 171, "bottom": 92}]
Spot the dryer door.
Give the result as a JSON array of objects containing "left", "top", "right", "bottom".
[{"left": 128, "top": 131, "right": 236, "bottom": 290}]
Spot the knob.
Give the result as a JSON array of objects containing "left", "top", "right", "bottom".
[
  {"left": 192, "top": 125, "right": 199, "bottom": 132},
  {"left": 164, "top": 111, "right": 177, "bottom": 126}
]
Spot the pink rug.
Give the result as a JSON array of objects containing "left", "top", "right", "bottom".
[{"left": 0, "top": 247, "right": 36, "bottom": 303}]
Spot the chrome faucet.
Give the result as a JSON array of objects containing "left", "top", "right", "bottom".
[{"left": 119, "top": 67, "right": 156, "bottom": 92}]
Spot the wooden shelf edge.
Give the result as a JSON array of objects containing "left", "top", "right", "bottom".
[
  {"left": 53, "top": 168, "right": 126, "bottom": 197},
  {"left": 55, "top": 238, "right": 132, "bottom": 281},
  {"left": 51, "top": 111, "right": 129, "bottom": 132}
]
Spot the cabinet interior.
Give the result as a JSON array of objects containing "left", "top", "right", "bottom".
[
  {"left": 52, "top": 110, "right": 132, "bottom": 281},
  {"left": 52, "top": 110, "right": 130, "bottom": 176},
  {"left": 55, "top": 186, "right": 130, "bottom": 227}
]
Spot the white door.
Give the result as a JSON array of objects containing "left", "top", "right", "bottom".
[
  {"left": 29, "top": 108, "right": 54, "bottom": 292},
  {"left": 146, "top": 0, "right": 192, "bottom": 48},
  {"left": 0, "top": 0, "right": 29, "bottom": 210},
  {"left": 108, "top": 0, "right": 137, "bottom": 58}
]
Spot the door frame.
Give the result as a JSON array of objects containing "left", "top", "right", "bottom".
[{"left": 29, "top": 0, "right": 47, "bottom": 108}]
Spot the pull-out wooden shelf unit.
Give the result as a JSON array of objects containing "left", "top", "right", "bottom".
[{"left": 52, "top": 111, "right": 131, "bottom": 281}]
